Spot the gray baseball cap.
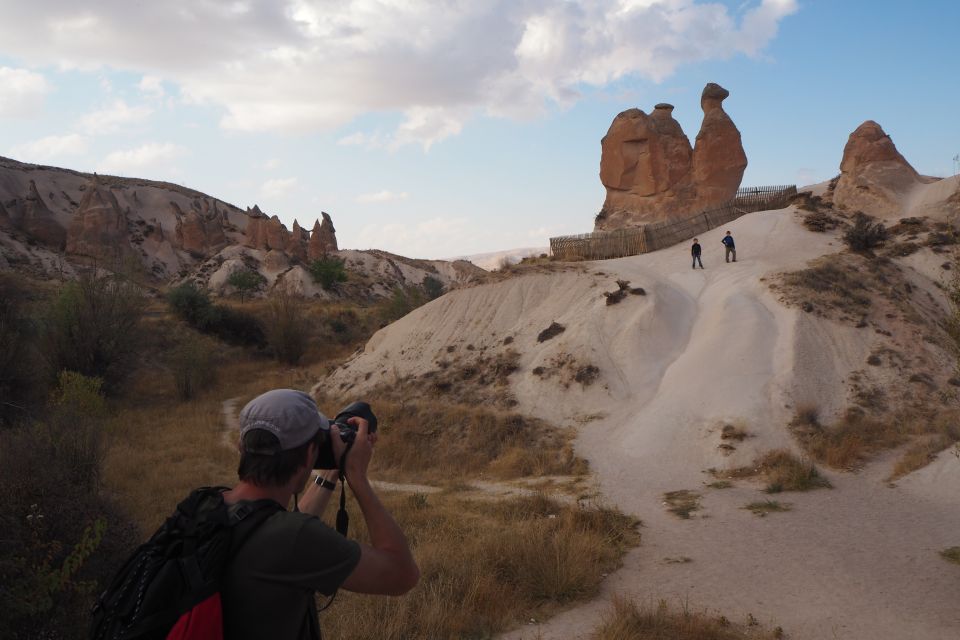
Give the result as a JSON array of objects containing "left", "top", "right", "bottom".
[{"left": 239, "top": 389, "right": 330, "bottom": 454}]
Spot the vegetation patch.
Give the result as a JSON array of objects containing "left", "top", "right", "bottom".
[
  {"left": 537, "top": 321, "right": 566, "bottom": 342},
  {"left": 591, "top": 597, "right": 784, "bottom": 640},
  {"left": 802, "top": 210, "right": 839, "bottom": 232},
  {"left": 843, "top": 212, "right": 887, "bottom": 251},
  {"left": 721, "top": 423, "right": 750, "bottom": 441},
  {"left": 791, "top": 405, "right": 960, "bottom": 474},
  {"left": 322, "top": 493, "right": 640, "bottom": 640},
  {"left": 940, "top": 547, "right": 960, "bottom": 565},
  {"left": 707, "top": 480, "right": 733, "bottom": 489},
  {"left": 744, "top": 500, "right": 791, "bottom": 517},
  {"left": 663, "top": 490, "right": 702, "bottom": 519},
  {"left": 714, "top": 449, "right": 830, "bottom": 493}
]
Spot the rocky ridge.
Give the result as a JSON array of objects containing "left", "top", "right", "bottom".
[{"left": 0, "top": 156, "right": 483, "bottom": 298}]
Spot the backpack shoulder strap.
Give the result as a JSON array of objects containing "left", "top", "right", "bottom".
[{"left": 227, "top": 499, "right": 284, "bottom": 558}]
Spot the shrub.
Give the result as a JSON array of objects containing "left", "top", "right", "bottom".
[
  {"left": 167, "top": 283, "right": 266, "bottom": 348},
  {"left": 169, "top": 333, "right": 217, "bottom": 400},
  {"left": 422, "top": 275, "right": 445, "bottom": 300},
  {"left": 263, "top": 285, "right": 310, "bottom": 365},
  {"left": 537, "top": 322, "right": 565, "bottom": 342},
  {"left": 0, "top": 276, "right": 46, "bottom": 426},
  {"left": 309, "top": 255, "right": 348, "bottom": 290},
  {"left": 226, "top": 268, "right": 265, "bottom": 302},
  {"left": 0, "top": 371, "right": 137, "bottom": 637},
  {"left": 379, "top": 286, "right": 427, "bottom": 324},
  {"left": 41, "top": 272, "right": 145, "bottom": 394},
  {"left": 844, "top": 213, "right": 887, "bottom": 251},
  {"left": 167, "top": 281, "right": 213, "bottom": 326}
]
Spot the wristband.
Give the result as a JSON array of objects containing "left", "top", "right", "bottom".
[{"left": 315, "top": 476, "right": 337, "bottom": 491}]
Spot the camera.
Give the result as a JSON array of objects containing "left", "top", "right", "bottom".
[{"left": 314, "top": 401, "right": 378, "bottom": 469}]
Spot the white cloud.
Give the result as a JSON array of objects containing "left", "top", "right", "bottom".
[
  {"left": 0, "top": 67, "right": 50, "bottom": 117},
  {"left": 138, "top": 75, "right": 164, "bottom": 97},
  {"left": 260, "top": 177, "right": 298, "bottom": 198},
  {"left": 0, "top": 1, "right": 798, "bottom": 147},
  {"left": 10, "top": 134, "right": 88, "bottom": 163},
  {"left": 79, "top": 99, "right": 153, "bottom": 134},
  {"left": 355, "top": 190, "right": 410, "bottom": 204},
  {"left": 98, "top": 142, "right": 186, "bottom": 173}
]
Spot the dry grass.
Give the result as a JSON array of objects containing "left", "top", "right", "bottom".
[
  {"left": 744, "top": 500, "right": 791, "bottom": 517},
  {"left": 663, "top": 490, "right": 702, "bottom": 519},
  {"left": 591, "top": 597, "right": 783, "bottom": 640},
  {"left": 791, "top": 405, "right": 960, "bottom": 475},
  {"left": 713, "top": 450, "right": 830, "bottom": 494},
  {"left": 320, "top": 492, "right": 640, "bottom": 640},
  {"left": 313, "top": 391, "right": 589, "bottom": 485},
  {"left": 720, "top": 423, "right": 750, "bottom": 442}
]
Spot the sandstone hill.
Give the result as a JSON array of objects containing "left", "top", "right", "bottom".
[
  {"left": 321, "top": 125, "right": 960, "bottom": 639},
  {"left": 595, "top": 82, "right": 747, "bottom": 230},
  {"left": 0, "top": 156, "right": 483, "bottom": 298}
]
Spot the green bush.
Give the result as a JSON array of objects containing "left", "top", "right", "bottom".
[
  {"left": 41, "top": 272, "right": 145, "bottom": 394},
  {"left": 422, "top": 275, "right": 445, "bottom": 300},
  {"left": 264, "top": 286, "right": 310, "bottom": 365},
  {"left": 167, "top": 283, "right": 266, "bottom": 348},
  {"left": 0, "top": 371, "right": 137, "bottom": 638},
  {"left": 309, "top": 255, "right": 348, "bottom": 290},
  {"left": 844, "top": 213, "right": 887, "bottom": 251},
  {"left": 226, "top": 268, "right": 265, "bottom": 302},
  {"left": 167, "top": 282, "right": 213, "bottom": 327}
]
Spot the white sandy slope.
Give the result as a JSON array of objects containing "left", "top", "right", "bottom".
[{"left": 325, "top": 178, "right": 960, "bottom": 640}]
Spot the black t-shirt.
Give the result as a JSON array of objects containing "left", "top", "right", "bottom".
[{"left": 221, "top": 506, "right": 362, "bottom": 640}]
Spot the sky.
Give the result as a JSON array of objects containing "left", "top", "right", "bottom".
[{"left": 0, "top": 0, "right": 957, "bottom": 259}]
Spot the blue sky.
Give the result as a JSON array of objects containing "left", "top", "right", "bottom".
[{"left": 0, "top": 1, "right": 956, "bottom": 258}]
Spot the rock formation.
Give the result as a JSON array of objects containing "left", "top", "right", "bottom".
[
  {"left": 19, "top": 180, "right": 67, "bottom": 249},
  {"left": 286, "top": 220, "right": 309, "bottom": 263},
  {"left": 691, "top": 83, "right": 748, "bottom": 205},
  {"left": 596, "top": 83, "right": 747, "bottom": 230},
  {"left": 308, "top": 212, "right": 338, "bottom": 259},
  {"left": 243, "top": 206, "right": 290, "bottom": 252},
  {"left": 833, "top": 120, "right": 922, "bottom": 215},
  {"left": 66, "top": 179, "right": 129, "bottom": 261},
  {"left": 173, "top": 201, "right": 229, "bottom": 258}
]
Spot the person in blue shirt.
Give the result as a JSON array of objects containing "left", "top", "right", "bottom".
[
  {"left": 722, "top": 231, "right": 736, "bottom": 263},
  {"left": 691, "top": 238, "right": 703, "bottom": 269}
]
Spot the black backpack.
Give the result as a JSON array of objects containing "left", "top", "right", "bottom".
[{"left": 90, "top": 487, "right": 282, "bottom": 640}]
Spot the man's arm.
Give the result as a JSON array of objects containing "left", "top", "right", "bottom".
[
  {"left": 337, "top": 420, "right": 420, "bottom": 595},
  {"left": 298, "top": 469, "right": 340, "bottom": 517}
]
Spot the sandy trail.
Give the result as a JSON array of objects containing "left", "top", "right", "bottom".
[{"left": 325, "top": 194, "right": 960, "bottom": 639}]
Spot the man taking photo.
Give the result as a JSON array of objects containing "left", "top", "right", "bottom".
[{"left": 221, "top": 388, "right": 419, "bottom": 639}]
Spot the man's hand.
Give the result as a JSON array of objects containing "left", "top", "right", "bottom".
[{"left": 331, "top": 417, "right": 375, "bottom": 484}]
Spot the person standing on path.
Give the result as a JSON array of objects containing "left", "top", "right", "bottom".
[
  {"left": 722, "top": 231, "right": 737, "bottom": 262},
  {"left": 691, "top": 238, "right": 704, "bottom": 269}
]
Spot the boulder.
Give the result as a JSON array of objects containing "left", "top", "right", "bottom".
[
  {"left": 66, "top": 179, "right": 129, "bottom": 261},
  {"left": 20, "top": 180, "right": 67, "bottom": 249},
  {"left": 691, "top": 83, "right": 748, "bottom": 206},
  {"left": 308, "top": 212, "right": 338, "bottom": 260},
  {"left": 595, "top": 83, "right": 746, "bottom": 230},
  {"left": 833, "top": 120, "right": 922, "bottom": 216}
]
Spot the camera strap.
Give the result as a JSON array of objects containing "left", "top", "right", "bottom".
[{"left": 335, "top": 439, "right": 355, "bottom": 537}]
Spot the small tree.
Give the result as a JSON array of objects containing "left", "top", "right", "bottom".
[
  {"left": 169, "top": 333, "right": 217, "bottom": 400},
  {"left": 379, "top": 285, "right": 427, "bottom": 324},
  {"left": 308, "top": 255, "right": 348, "bottom": 290},
  {"left": 42, "top": 272, "right": 145, "bottom": 394},
  {"left": 226, "top": 268, "right": 265, "bottom": 303}
]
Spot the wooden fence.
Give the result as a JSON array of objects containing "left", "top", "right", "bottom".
[{"left": 550, "top": 185, "right": 797, "bottom": 261}]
